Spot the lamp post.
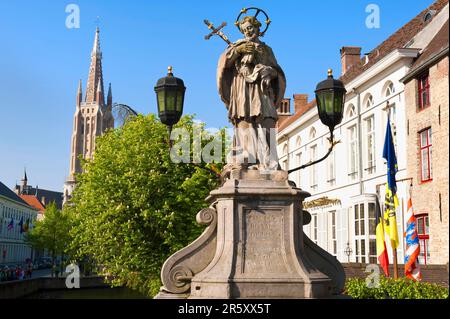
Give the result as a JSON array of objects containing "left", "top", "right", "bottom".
[
  {"left": 345, "top": 242, "right": 353, "bottom": 263},
  {"left": 288, "top": 69, "right": 346, "bottom": 174}
]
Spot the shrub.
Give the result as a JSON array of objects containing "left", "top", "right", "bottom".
[{"left": 345, "top": 277, "right": 449, "bottom": 299}]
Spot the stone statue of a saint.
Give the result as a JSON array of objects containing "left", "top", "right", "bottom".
[{"left": 217, "top": 15, "right": 286, "bottom": 173}]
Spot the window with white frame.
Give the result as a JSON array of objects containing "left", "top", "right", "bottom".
[
  {"left": 329, "top": 210, "right": 337, "bottom": 256},
  {"left": 312, "top": 213, "right": 318, "bottom": 244},
  {"left": 354, "top": 203, "right": 366, "bottom": 263},
  {"left": 310, "top": 145, "right": 318, "bottom": 191},
  {"left": 385, "top": 82, "right": 395, "bottom": 97},
  {"left": 368, "top": 203, "right": 377, "bottom": 264},
  {"left": 419, "top": 128, "right": 432, "bottom": 182},
  {"left": 386, "top": 103, "right": 398, "bottom": 152},
  {"left": 354, "top": 201, "right": 377, "bottom": 264},
  {"left": 348, "top": 125, "right": 358, "bottom": 180},
  {"left": 364, "top": 116, "right": 376, "bottom": 174},
  {"left": 282, "top": 159, "right": 288, "bottom": 171},
  {"left": 364, "top": 94, "right": 374, "bottom": 109},
  {"left": 281, "top": 144, "right": 288, "bottom": 170},
  {"left": 282, "top": 144, "right": 288, "bottom": 157},
  {"left": 416, "top": 213, "right": 430, "bottom": 264},
  {"left": 310, "top": 127, "right": 316, "bottom": 139},
  {"left": 327, "top": 149, "right": 336, "bottom": 186},
  {"left": 346, "top": 104, "right": 356, "bottom": 119},
  {"left": 295, "top": 152, "right": 302, "bottom": 187}
]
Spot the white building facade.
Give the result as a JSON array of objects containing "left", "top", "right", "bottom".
[
  {"left": 0, "top": 182, "right": 38, "bottom": 265},
  {"left": 277, "top": 1, "right": 448, "bottom": 266}
]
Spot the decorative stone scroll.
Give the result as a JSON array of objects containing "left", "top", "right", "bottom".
[{"left": 157, "top": 206, "right": 218, "bottom": 297}]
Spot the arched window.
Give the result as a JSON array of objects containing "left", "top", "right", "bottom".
[
  {"left": 309, "top": 127, "right": 316, "bottom": 139},
  {"left": 282, "top": 144, "right": 288, "bottom": 156},
  {"left": 384, "top": 81, "right": 395, "bottom": 97},
  {"left": 363, "top": 94, "right": 374, "bottom": 109},
  {"left": 346, "top": 104, "right": 356, "bottom": 118}
]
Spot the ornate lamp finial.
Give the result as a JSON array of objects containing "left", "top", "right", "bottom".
[
  {"left": 168, "top": 66, "right": 173, "bottom": 75},
  {"left": 328, "top": 68, "right": 333, "bottom": 77}
]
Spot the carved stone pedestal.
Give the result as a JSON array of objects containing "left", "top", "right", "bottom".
[{"left": 155, "top": 169, "right": 345, "bottom": 299}]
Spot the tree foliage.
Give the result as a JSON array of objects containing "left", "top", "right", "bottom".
[
  {"left": 66, "top": 114, "right": 223, "bottom": 297},
  {"left": 25, "top": 202, "right": 71, "bottom": 261}
]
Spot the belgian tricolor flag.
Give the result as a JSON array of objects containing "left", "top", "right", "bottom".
[{"left": 376, "top": 198, "right": 389, "bottom": 276}]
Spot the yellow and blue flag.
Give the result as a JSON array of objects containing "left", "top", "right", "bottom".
[
  {"left": 383, "top": 117, "right": 399, "bottom": 249},
  {"left": 376, "top": 198, "right": 389, "bottom": 276}
]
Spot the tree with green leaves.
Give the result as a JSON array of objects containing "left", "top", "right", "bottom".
[
  {"left": 66, "top": 114, "right": 225, "bottom": 297},
  {"left": 25, "top": 202, "right": 72, "bottom": 266}
]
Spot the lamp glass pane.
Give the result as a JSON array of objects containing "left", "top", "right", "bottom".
[
  {"left": 157, "top": 91, "right": 165, "bottom": 113},
  {"left": 166, "top": 90, "right": 176, "bottom": 111},
  {"left": 333, "top": 92, "right": 344, "bottom": 113},
  {"left": 320, "top": 91, "right": 334, "bottom": 113},
  {"left": 176, "top": 91, "right": 184, "bottom": 112}
]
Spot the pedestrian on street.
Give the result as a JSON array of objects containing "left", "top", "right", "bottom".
[{"left": 27, "top": 262, "right": 33, "bottom": 278}]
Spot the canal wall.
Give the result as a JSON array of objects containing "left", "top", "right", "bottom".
[{"left": 0, "top": 276, "right": 110, "bottom": 299}]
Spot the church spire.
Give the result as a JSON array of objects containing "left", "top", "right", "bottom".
[
  {"left": 22, "top": 168, "right": 28, "bottom": 184},
  {"left": 85, "top": 27, "right": 104, "bottom": 103},
  {"left": 92, "top": 26, "right": 102, "bottom": 58}
]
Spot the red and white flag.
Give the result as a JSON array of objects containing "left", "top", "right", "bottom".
[{"left": 404, "top": 196, "right": 422, "bottom": 281}]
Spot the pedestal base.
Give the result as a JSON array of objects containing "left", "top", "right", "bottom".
[{"left": 156, "top": 169, "right": 345, "bottom": 299}]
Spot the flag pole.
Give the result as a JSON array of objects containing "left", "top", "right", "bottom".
[{"left": 392, "top": 243, "right": 398, "bottom": 279}]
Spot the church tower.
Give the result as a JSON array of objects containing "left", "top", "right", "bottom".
[{"left": 64, "top": 27, "right": 114, "bottom": 204}]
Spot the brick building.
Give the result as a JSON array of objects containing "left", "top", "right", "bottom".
[{"left": 402, "top": 19, "right": 449, "bottom": 265}]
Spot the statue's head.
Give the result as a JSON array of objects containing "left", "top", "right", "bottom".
[{"left": 239, "top": 16, "right": 261, "bottom": 40}]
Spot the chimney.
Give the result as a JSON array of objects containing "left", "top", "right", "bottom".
[
  {"left": 277, "top": 98, "right": 291, "bottom": 127},
  {"left": 278, "top": 98, "right": 291, "bottom": 114},
  {"left": 340, "top": 46, "right": 362, "bottom": 75},
  {"left": 293, "top": 94, "right": 308, "bottom": 114}
]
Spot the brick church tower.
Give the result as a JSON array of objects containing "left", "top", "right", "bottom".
[{"left": 63, "top": 27, "right": 114, "bottom": 204}]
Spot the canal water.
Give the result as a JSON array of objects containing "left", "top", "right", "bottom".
[{"left": 23, "top": 287, "right": 148, "bottom": 299}]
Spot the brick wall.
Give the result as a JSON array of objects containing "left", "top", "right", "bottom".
[{"left": 404, "top": 55, "right": 449, "bottom": 265}]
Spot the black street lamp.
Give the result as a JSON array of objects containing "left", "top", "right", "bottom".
[
  {"left": 288, "top": 69, "right": 346, "bottom": 174},
  {"left": 315, "top": 69, "right": 346, "bottom": 133},
  {"left": 154, "top": 66, "right": 186, "bottom": 138},
  {"left": 154, "top": 66, "right": 221, "bottom": 180}
]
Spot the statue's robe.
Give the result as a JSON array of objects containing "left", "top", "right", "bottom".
[
  {"left": 217, "top": 39, "right": 286, "bottom": 124},
  {"left": 217, "top": 39, "right": 286, "bottom": 171}
]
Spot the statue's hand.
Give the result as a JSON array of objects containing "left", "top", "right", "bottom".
[{"left": 236, "top": 42, "right": 255, "bottom": 55}]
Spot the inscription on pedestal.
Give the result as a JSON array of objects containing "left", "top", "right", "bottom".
[{"left": 242, "top": 209, "right": 288, "bottom": 274}]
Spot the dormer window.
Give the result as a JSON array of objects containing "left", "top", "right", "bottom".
[{"left": 423, "top": 10, "right": 435, "bottom": 23}]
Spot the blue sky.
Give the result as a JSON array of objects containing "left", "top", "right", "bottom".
[{"left": 0, "top": 0, "right": 434, "bottom": 192}]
